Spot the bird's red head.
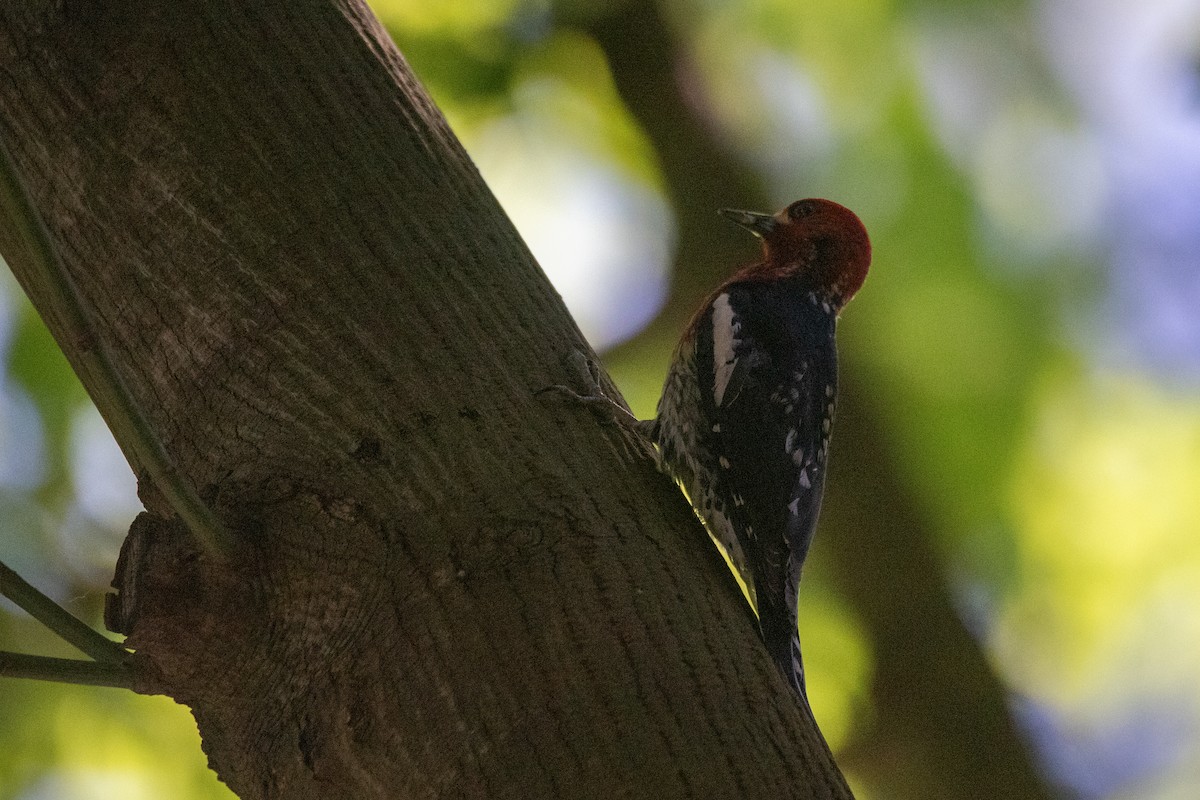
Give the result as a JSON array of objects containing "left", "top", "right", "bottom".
[{"left": 719, "top": 198, "right": 871, "bottom": 309}]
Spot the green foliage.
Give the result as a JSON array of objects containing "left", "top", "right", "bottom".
[
  {"left": 0, "top": 680, "right": 234, "bottom": 800},
  {"left": 7, "top": 297, "right": 87, "bottom": 505}
]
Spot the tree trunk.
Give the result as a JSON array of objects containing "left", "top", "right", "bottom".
[{"left": 0, "top": 2, "right": 852, "bottom": 798}]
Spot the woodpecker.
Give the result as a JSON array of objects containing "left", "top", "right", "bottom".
[
  {"left": 648, "top": 199, "right": 870, "bottom": 698},
  {"left": 544, "top": 198, "right": 870, "bottom": 699}
]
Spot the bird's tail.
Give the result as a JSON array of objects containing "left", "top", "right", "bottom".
[
  {"left": 770, "top": 632, "right": 806, "bottom": 699},
  {"left": 759, "top": 600, "right": 806, "bottom": 699}
]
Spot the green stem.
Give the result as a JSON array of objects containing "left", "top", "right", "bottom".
[
  {"left": 0, "top": 651, "right": 134, "bottom": 689},
  {"left": 0, "top": 559, "right": 130, "bottom": 664},
  {"left": 0, "top": 139, "right": 233, "bottom": 557}
]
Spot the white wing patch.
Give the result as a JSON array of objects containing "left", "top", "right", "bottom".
[{"left": 711, "top": 292, "right": 740, "bottom": 407}]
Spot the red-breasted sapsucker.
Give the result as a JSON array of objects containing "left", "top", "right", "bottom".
[
  {"left": 545, "top": 198, "right": 870, "bottom": 699},
  {"left": 649, "top": 199, "right": 870, "bottom": 698}
]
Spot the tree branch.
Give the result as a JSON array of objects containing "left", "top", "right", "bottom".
[
  {"left": 0, "top": 652, "right": 134, "bottom": 689},
  {"left": 0, "top": 140, "right": 233, "bottom": 557},
  {"left": 0, "top": 559, "right": 130, "bottom": 665}
]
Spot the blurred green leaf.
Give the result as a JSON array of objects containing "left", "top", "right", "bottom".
[{"left": 7, "top": 300, "right": 87, "bottom": 506}]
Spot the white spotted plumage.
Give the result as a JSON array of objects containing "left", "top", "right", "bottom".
[
  {"left": 653, "top": 333, "right": 757, "bottom": 607},
  {"left": 650, "top": 279, "right": 840, "bottom": 701}
]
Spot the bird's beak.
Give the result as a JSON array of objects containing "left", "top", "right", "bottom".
[{"left": 718, "top": 208, "right": 778, "bottom": 237}]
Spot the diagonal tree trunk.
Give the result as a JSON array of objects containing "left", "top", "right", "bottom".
[{"left": 0, "top": 2, "right": 852, "bottom": 797}]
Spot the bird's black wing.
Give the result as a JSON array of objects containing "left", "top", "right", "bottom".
[{"left": 710, "top": 284, "right": 837, "bottom": 696}]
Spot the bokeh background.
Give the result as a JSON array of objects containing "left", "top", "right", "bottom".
[{"left": 4, "top": 0, "right": 1200, "bottom": 797}]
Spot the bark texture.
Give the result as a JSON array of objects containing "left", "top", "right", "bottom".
[{"left": 0, "top": 2, "right": 851, "bottom": 798}]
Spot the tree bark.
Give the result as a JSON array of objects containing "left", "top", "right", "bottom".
[{"left": 0, "top": 2, "right": 852, "bottom": 798}]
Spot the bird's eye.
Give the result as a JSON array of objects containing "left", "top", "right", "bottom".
[{"left": 787, "top": 201, "right": 816, "bottom": 220}]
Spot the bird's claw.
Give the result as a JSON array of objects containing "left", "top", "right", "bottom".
[{"left": 538, "top": 350, "right": 648, "bottom": 434}]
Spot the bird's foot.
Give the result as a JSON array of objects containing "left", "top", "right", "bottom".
[{"left": 537, "top": 351, "right": 653, "bottom": 436}]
